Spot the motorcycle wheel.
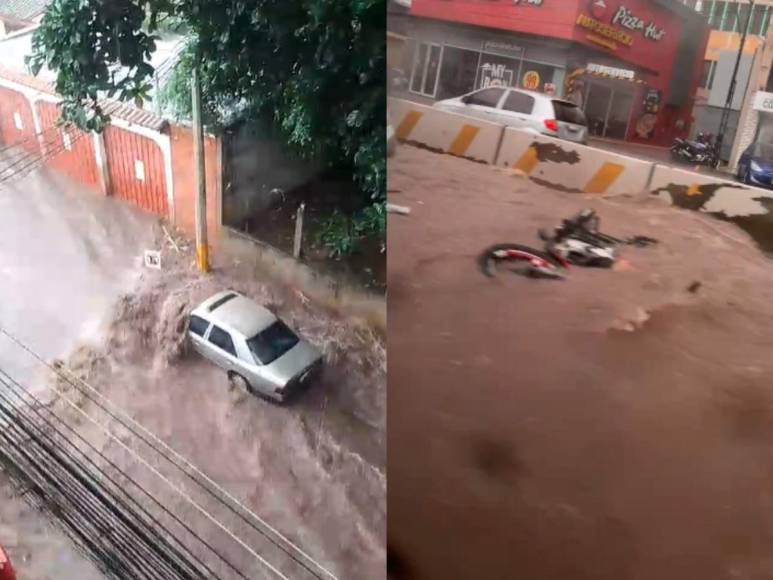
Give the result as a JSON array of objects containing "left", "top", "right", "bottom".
[{"left": 478, "top": 243, "right": 565, "bottom": 279}]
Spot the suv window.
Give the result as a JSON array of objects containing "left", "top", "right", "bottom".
[
  {"left": 502, "top": 91, "right": 535, "bottom": 114},
  {"left": 466, "top": 88, "right": 505, "bottom": 108},
  {"left": 208, "top": 325, "right": 236, "bottom": 356},
  {"left": 552, "top": 100, "right": 587, "bottom": 126},
  {"left": 189, "top": 315, "right": 209, "bottom": 337}
]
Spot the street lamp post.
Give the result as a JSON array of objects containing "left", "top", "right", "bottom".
[{"left": 716, "top": 0, "right": 755, "bottom": 167}]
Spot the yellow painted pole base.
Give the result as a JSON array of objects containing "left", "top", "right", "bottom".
[{"left": 196, "top": 243, "right": 210, "bottom": 273}]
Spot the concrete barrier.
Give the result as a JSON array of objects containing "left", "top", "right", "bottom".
[
  {"left": 495, "top": 128, "right": 655, "bottom": 196},
  {"left": 388, "top": 97, "right": 505, "bottom": 164},
  {"left": 649, "top": 164, "right": 773, "bottom": 218}
]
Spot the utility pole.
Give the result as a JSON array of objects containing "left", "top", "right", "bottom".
[
  {"left": 717, "top": 0, "right": 755, "bottom": 166},
  {"left": 191, "top": 66, "right": 209, "bottom": 273}
]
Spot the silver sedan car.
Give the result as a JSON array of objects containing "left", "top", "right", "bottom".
[{"left": 188, "top": 290, "right": 323, "bottom": 402}]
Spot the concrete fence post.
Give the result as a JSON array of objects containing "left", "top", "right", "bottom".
[
  {"left": 293, "top": 202, "right": 305, "bottom": 259},
  {"left": 93, "top": 132, "right": 112, "bottom": 196}
]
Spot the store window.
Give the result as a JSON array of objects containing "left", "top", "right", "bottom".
[
  {"left": 476, "top": 53, "right": 520, "bottom": 90},
  {"left": 700, "top": 60, "right": 717, "bottom": 89},
  {"left": 517, "top": 61, "right": 561, "bottom": 94},
  {"left": 410, "top": 42, "right": 442, "bottom": 97},
  {"left": 436, "top": 46, "right": 480, "bottom": 100}
]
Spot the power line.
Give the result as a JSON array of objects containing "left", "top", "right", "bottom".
[
  {"left": 0, "top": 325, "right": 338, "bottom": 580},
  {"left": 0, "top": 327, "right": 315, "bottom": 580},
  {"left": 0, "top": 373, "right": 221, "bottom": 579},
  {"left": 0, "top": 365, "right": 240, "bottom": 580},
  {"left": 0, "top": 127, "right": 90, "bottom": 185}
]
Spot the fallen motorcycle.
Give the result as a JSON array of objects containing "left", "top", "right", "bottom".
[{"left": 479, "top": 209, "right": 657, "bottom": 280}]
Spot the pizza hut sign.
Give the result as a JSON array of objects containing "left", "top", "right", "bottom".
[{"left": 612, "top": 5, "right": 666, "bottom": 41}]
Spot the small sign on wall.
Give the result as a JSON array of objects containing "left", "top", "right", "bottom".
[
  {"left": 134, "top": 160, "right": 145, "bottom": 181},
  {"left": 13, "top": 112, "right": 22, "bottom": 130},
  {"left": 753, "top": 90, "right": 773, "bottom": 112},
  {"left": 144, "top": 250, "right": 161, "bottom": 269}
]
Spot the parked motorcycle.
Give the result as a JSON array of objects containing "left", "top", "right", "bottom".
[{"left": 670, "top": 131, "right": 719, "bottom": 167}]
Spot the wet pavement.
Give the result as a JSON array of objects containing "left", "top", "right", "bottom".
[
  {"left": 388, "top": 145, "right": 773, "bottom": 580},
  {"left": 588, "top": 137, "right": 731, "bottom": 180},
  {"left": 0, "top": 164, "right": 157, "bottom": 579}
]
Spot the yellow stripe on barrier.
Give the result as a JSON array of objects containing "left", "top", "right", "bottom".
[
  {"left": 396, "top": 110, "right": 423, "bottom": 141},
  {"left": 448, "top": 124, "right": 480, "bottom": 157},
  {"left": 583, "top": 161, "right": 624, "bottom": 193},
  {"left": 513, "top": 146, "right": 539, "bottom": 174}
]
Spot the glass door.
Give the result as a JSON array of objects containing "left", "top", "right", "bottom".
[
  {"left": 605, "top": 90, "right": 634, "bottom": 140},
  {"left": 584, "top": 82, "right": 612, "bottom": 137}
]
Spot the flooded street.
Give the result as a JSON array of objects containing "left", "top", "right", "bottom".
[
  {"left": 388, "top": 146, "right": 773, "bottom": 580},
  {"left": 0, "top": 167, "right": 156, "bottom": 579},
  {"left": 0, "top": 164, "right": 385, "bottom": 579}
]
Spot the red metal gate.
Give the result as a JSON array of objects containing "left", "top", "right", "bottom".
[
  {"left": 36, "top": 101, "right": 99, "bottom": 187},
  {"left": 0, "top": 86, "right": 38, "bottom": 154},
  {"left": 103, "top": 125, "right": 168, "bottom": 216}
]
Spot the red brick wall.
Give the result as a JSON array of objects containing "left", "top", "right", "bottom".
[
  {"left": 170, "top": 124, "right": 220, "bottom": 243},
  {"left": 0, "top": 86, "right": 38, "bottom": 154},
  {"left": 36, "top": 101, "right": 99, "bottom": 188},
  {"left": 103, "top": 125, "right": 168, "bottom": 215}
]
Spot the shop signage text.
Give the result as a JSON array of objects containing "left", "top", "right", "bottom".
[
  {"left": 483, "top": 40, "right": 522, "bottom": 56},
  {"left": 587, "top": 63, "right": 635, "bottom": 80},
  {"left": 480, "top": 63, "right": 513, "bottom": 88},
  {"left": 753, "top": 91, "right": 773, "bottom": 112},
  {"left": 611, "top": 6, "right": 665, "bottom": 41},
  {"left": 576, "top": 13, "right": 633, "bottom": 48}
]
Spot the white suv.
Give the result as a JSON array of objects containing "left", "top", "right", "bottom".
[{"left": 433, "top": 87, "right": 588, "bottom": 144}]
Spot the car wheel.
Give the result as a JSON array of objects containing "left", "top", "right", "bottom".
[{"left": 228, "top": 372, "right": 253, "bottom": 395}]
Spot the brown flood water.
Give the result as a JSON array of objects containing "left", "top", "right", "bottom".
[{"left": 388, "top": 146, "right": 773, "bottom": 580}]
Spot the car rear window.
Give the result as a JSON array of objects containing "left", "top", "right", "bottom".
[
  {"left": 502, "top": 91, "right": 535, "bottom": 114},
  {"left": 552, "top": 100, "right": 587, "bottom": 126},
  {"left": 189, "top": 315, "right": 209, "bottom": 337},
  {"left": 208, "top": 293, "right": 237, "bottom": 312},
  {"left": 247, "top": 320, "right": 300, "bottom": 365},
  {"left": 466, "top": 88, "right": 505, "bottom": 108}
]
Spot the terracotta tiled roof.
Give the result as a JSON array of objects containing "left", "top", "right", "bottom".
[
  {"left": 0, "top": 65, "right": 168, "bottom": 132},
  {"left": 0, "top": 0, "right": 47, "bottom": 21}
]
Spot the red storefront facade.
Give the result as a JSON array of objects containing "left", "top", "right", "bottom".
[{"left": 397, "top": 0, "right": 709, "bottom": 146}]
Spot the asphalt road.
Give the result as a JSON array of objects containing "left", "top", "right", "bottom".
[
  {"left": 0, "top": 163, "right": 156, "bottom": 579},
  {"left": 388, "top": 145, "right": 773, "bottom": 580}
]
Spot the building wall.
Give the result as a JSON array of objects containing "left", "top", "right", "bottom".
[
  {"left": 403, "top": 0, "right": 708, "bottom": 145},
  {"left": 0, "top": 85, "right": 38, "bottom": 153},
  {"left": 169, "top": 124, "right": 221, "bottom": 244}
]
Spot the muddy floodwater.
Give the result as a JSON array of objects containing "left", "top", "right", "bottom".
[
  {"left": 388, "top": 146, "right": 773, "bottom": 580},
  {"left": 0, "top": 166, "right": 154, "bottom": 579}
]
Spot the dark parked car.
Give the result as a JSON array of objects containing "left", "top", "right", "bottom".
[{"left": 736, "top": 142, "right": 773, "bottom": 188}]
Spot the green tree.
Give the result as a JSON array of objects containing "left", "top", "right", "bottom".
[{"left": 28, "top": 0, "right": 386, "bottom": 248}]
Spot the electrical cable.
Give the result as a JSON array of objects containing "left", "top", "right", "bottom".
[
  {"left": 0, "top": 333, "right": 292, "bottom": 580},
  {"left": 0, "top": 366, "right": 233, "bottom": 580},
  {"left": 0, "top": 325, "right": 338, "bottom": 580}
]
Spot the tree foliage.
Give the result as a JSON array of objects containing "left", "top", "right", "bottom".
[{"left": 28, "top": 0, "right": 386, "bottom": 205}]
